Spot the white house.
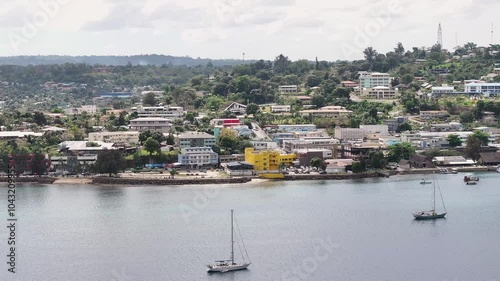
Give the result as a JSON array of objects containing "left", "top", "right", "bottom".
[{"left": 224, "top": 102, "right": 247, "bottom": 115}]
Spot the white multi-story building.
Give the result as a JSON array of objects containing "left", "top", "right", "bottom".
[
  {"left": 136, "top": 106, "right": 184, "bottom": 120},
  {"left": 65, "top": 105, "right": 97, "bottom": 115},
  {"left": 432, "top": 86, "right": 455, "bottom": 95},
  {"left": 88, "top": 131, "right": 140, "bottom": 144},
  {"left": 271, "top": 105, "right": 291, "bottom": 113},
  {"left": 278, "top": 85, "right": 298, "bottom": 93},
  {"left": 334, "top": 127, "right": 365, "bottom": 142},
  {"left": 178, "top": 147, "right": 219, "bottom": 167},
  {"left": 362, "top": 86, "right": 399, "bottom": 99},
  {"left": 177, "top": 132, "right": 216, "bottom": 148},
  {"left": 465, "top": 83, "right": 500, "bottom": 95},
  {"left": 359, "top": 72, "right": 391, "bottom": 88},
  {"left": 129, "top": 118, "right": 172, "bottom": 133}
]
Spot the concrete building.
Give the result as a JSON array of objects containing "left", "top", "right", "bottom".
[
  {"left": 88, "top": 131, "right": 140, "bottom": 144},
  {"left": 465, "top": 82, "right": 500, "bottom": 95},
  {"left": 360, "top": 125, "right": 389, "bottom": 135},
  {"left": 136, "top": 105, "right": 184, "bottom": 120},
  {"left": 359, "top": 72, "right": 391, "bottom": 88},
  {"left": 275, "top": 124, "right": 317, "bottom": 132},
  {"left": 176, "top": 132, "right": 216, "bottom": 148},
  {"left": 129, "top": 118, "right": 172, "bottom": 133},
  {"left": 0, "top": 131, "right": 43, "bottom": 140},
  {"left": 420, "top": 111, "right": 449, "bottom": 121},
  {"left": 362, "top": 86, "right": 399, "bottom": 99},
  {"left": 430, "top": 122, "right": 463, "bottom": 132},
  {"left": 222, "top": 162, "right": 255, "bottom": 176},
  {"left": 278, "top": 85, "right": 298, "bottom": 94},
  {"left": 300, "top": 106, "right": 353, "bottom": 119},
  {"left": 177, "top": 147, "right": 219, "bottom": 168},
  {"left": 59, "top": 141, "right": 117, "bottom": 156},
  {"left": 65, "top": 105, "right": 97, "bottom": 115},
  {"left": 294, "top": 149, "right": 333, "bottom": 166},
  {"left": 334, "top": 127, "right": 365, "bottom": 142},
  {"left": 283, "top": 139, "right": 338, "bottom": 154},
  {"left": 384, "top": 116, "right": 409, "bottom": 132},
  {"left": 219, "top": 154, "right": 245, "bottom": 164},
  {"left": 252, "top": 141, "right": 279, "bottom": 150},
  {"left": 431, "top": 86, "right": 455, "bottom": 95},
  {"left": 244, "top": 148, "right": 296, "bottom": 172},
  {"left": 271, "top": 105, "right": 291, "bottom": 113}
]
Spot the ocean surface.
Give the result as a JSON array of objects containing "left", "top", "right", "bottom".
[{"left": 1, "top": 173, "right": 500, "bottom": 281}]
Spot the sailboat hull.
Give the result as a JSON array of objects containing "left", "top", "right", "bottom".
[
  {"left": 207, "top": 263, "right": 250, "bottom": 273},
  {"left": 414, "top": 212, "right": 447, "bottom": 220}
]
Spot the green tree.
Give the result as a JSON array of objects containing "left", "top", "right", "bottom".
[
  {"left": 306, "top": 75, "right": 322, "bottom": 88},
  {"left": 143, "top": 92, "right": 158, "bottom": 106},
  {"left": 166, "top": 132, "right": 175, "bottom": 145},
  {"left": 387, "top": 142, "right": 416, "bottom": 163},
  {"left": 246, "top": 103, "right": 260, "bottom": 115},
  {"left": 169, "top": 169, "right": 178, "bottom": 178},
  {"left": 218, "top": 129, "right": 238, "bottom": 152},
  {"left": 144, "top": 137, "right": 161, "bottom": 157},
  {"left": 465, "top": 135, "right": 483, "bottom": 161},
  {"left": 447, "top": 134, "right": 462, "bottom": 147},
  {"left": 311, "top": 95, "right": 326, "bottom": 108},
  {"left": 471, "top": 130, "right": 489, "bottom": 146},
  {"left": 396, "top": 123, "right": 412, "bottom": 133},
  {"left": 94, "top": 149, "right": 126, "bottom": 177},
  {"left": 368, "top": 150, "right": 386, "bottom": 169},
  {"left": 273, "top": 54, "right": 290, "bottom": 74},
  {"left": 310, "top": 157, "right": 324, "bottom": 169},
  {"left": 352, "top": 162, "right": 366, "bottom": 173},
  {"left": 33, "top": 112, "right": 47, "bottom": 126},
  {"left": 139, "top": 131, "right": 153, "bottom": 145}
]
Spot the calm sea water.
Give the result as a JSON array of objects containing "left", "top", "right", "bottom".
[{"left": 1, "top": 173, "right": 500, "bottom": 281}]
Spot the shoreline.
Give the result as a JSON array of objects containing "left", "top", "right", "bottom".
[{"left": 0, "top": 166, "right": 496, "bottom": 186}]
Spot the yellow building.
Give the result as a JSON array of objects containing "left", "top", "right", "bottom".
[{"left": 244, "top": 148, "right": 296, "bottom": 172}]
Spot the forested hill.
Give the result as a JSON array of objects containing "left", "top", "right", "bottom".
[{"left": 0, "top": 55, "right": 255, "bottom": 67}]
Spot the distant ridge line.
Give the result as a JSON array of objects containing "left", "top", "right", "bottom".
[{"left": 0, "top": 55, "right": 257, "bottom": 67}]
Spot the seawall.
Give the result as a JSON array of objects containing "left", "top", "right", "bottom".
[
  {"left": 92, "top": 177, "right": 252, "bottom": 186},
  {"left": 0, "top": 177, "right": 56, "bottom": 184}
]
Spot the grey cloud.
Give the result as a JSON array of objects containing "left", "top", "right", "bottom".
[{"left": 84, "top": 3, "right": 153, "bottom": 30}]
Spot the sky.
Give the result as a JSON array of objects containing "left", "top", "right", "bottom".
[{"left": 0, "top": 0, "right": 499, "bottom": 61}]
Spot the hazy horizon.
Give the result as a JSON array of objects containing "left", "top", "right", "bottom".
[{"left": 0, "top": 0, "right": 499, "bottom": 61}]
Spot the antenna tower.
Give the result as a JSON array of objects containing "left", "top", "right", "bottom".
[{"left": 438, "top": 23, "right": 443, "bottom": 46}]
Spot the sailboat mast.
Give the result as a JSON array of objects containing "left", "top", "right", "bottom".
[
  {"left": 231, "top": 210, "right": 234, "bottom": 264},
  {"left": 433, "top": 175, "right": 436, "bottom": 211}
]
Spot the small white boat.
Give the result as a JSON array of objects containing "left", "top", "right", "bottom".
[
  {"left": 497, "top": 166, "right": 500, "bottom": 173},
  {"left": 451, "top": 168, "right": 458, "bottom": 174},
  {"left": 207, "top": 210, "right": 251, "bottom": 273}
]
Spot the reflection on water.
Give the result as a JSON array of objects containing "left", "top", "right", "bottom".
[{"left": 0, "top": 174, "right": 499, "bottom": 281}]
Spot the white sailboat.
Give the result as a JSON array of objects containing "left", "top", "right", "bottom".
[
  {"left": 414, "top": 173, "right": 447, "bottom": 220},
  {"left": 207, "top": 210, "right": 251, "bottom": 273}
]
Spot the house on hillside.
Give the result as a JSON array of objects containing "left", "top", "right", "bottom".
[
  {"left": 224, "top": 102, "right": 247, "bottom": 115},
  {"left": 409, "top": 155, "right": 434, "bottom": 168}
]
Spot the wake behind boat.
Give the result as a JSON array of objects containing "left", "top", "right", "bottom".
[
  {"left": 414, "top": 173, "right": 447, "bottom": 220},
  {"left": 207, "top": 210, "right": 251, "bottom": 273}
]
